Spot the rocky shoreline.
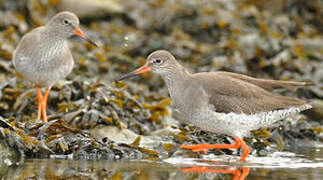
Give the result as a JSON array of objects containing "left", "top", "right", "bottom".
[{"left": 0, "top": 0, "right": 322, "bottom": 165}]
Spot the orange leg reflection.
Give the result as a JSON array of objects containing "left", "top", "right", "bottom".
[{"left": 181, "top": 166, "right": 249, "bottom": 180}]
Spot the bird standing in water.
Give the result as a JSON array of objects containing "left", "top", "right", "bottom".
[
  {"left": 120, "top": 50, "right": 312, "bottom": 161},
  {"left": 13, "top": 11, "right": 97, "bottom": 122}
]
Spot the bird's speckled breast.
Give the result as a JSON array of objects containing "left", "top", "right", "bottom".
[{"left": 14, "top": 39, "right": 73, "bottom": 87}]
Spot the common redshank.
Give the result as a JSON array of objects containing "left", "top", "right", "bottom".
[
  {"left": 13, "top": 11, "right": 97, "bottom": 123},
  {"left": 120, "top": 50, "right": 312, "bottom": 161}
]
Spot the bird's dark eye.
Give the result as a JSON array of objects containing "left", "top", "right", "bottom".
[
  {"left": 155, "top": 58, "right": 162, "bottom": 64},
  {"left": 63, "top": 19, "right": 70, "bottom": 25}
]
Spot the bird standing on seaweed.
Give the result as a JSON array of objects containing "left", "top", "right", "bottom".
[
  {"left": 13, "top": 11, "right": 97, "bottom": 122},
  {"left": 120, "top": 50, "right": 312, "bottom": 161}
]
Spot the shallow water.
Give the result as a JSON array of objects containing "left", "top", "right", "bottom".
[{"left": 1, "top": 145, "right": 322, "bottom": 180}]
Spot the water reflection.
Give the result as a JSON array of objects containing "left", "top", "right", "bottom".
[
  {"left": 0, "top": 146, "right": 322, "bottom": 179},
  {"left": 182, "top": 165, "right": 249, "bottom": 180}
]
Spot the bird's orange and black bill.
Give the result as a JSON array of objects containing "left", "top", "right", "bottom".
[
  {"left": 119, "top": 65, "right": 151, "bottom": 80},
  {"left": 73, "top": 28, "right": 98, "bottom": 47}
]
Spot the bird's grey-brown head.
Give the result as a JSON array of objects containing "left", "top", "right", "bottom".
[
  {"left": 146, "top": 50, "right": 178, "bottom": 74},
  {"left": 46, "top": 11, "right": 97, "bottom": 46},
  {"left": 119, "top": 50, "right": 179, "bottom": 80}
]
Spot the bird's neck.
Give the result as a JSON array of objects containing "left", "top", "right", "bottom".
[
  {"left": 39, "top": 27, "right": 68, "bottom": 53},
  {"left": 161, "top": 66, "right": 191, "bottom": 107},
  {"left": 43, "top": 26, "right": 68, "bottom": 42}
]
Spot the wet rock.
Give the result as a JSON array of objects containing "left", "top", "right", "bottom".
[
  {"left": 90, "top": 125, "right": 138, "bottom": 144},
  {"left": 90, "top": 125, "right": 163, "bottom": 149},
  {"left": 0, "top": 139, "right": 20, "bottom": 165},
  {"left": 56, "top": 0, "right": 124, "bottom": 19},
  {"left": 303, "top": 99, "right": 323, "bottom": 123}
]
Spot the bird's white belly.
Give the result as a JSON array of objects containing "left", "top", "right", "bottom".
[
  {"left": 189, "top": 109, "right": 252, "bottom": 137},
  {"left": 184, "top": 104, "right": 311, "bottom": 138}
]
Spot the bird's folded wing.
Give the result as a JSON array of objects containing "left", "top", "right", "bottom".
[
  {"left": 194, "top": 72, "right": 307, "bottom": 115},
  {"left": 214, "top": 71, "right": 312, "bottom": 92}
]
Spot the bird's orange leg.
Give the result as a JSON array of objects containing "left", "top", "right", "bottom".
[
  {"left": 240, "top": 139, "right": 250, "bottom": 162},
  {"left": 180, "top": 138, "right": 250, "bottom": 161},
  {"left": 41, "top": 87, "right": 50, "bottom": 123},
  {"left": 35, "top": 85, "right": 43, "bottom": 120}
]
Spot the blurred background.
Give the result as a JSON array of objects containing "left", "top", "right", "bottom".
[{"left": 0, "top": 0, "right": 322, "bottom": 179}]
